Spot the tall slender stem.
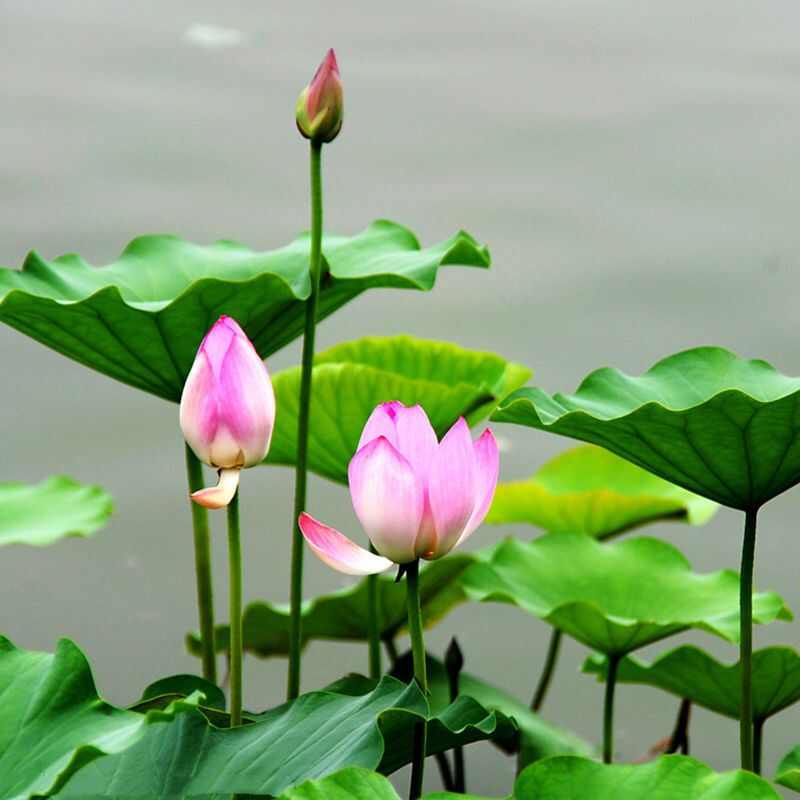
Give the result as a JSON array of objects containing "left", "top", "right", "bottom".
[
  {"left": 753, "top": 717, "right": 765, "bottom": 775},
  {"left": 406, "top": 560, "right": 428, "bottom": 800},
  {"left": 227, "top": 489, "right": 243, "bottom": 727},
  {"left": 287, "top": 141, "right": 324, "bottom": 701},
  {"left": 184, "top": 444, "right": 216, "bottom": 684},
  {"left": 740, "top": 508, "right": 758, "bottom": 771},
  {"left": 367, "top": 572, "right": 382, "bottom": 680},
  {"left": 603, "top": 653, "right": 620, "bottom": 764},
  {"left": 445, "top": 641, "right": 465, "bottom": 793},
  {"left": 666, "top": 699, "right": 692, "bottom": 755},
  {"left": 531, "top": 629, "right": 562, "bottom": 712}
]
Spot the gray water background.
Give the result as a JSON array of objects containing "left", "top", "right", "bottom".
[{"left": 2, "top": 1, "right": 800, "bottom": 794}]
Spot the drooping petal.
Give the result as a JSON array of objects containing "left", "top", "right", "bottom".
[
  {"left": 457, "top": 428, "right": 500, "bottom": 547},
  {"left": 357, "top": 403, "right": 400, "bottom": 451},
  {"left": 299, "top": 513, "right": 393, "bottom": 576},
  {"left": 180, "top": 351, "right": 218, "bottom": 465},
  {"left": 190, "top": 468, "right": 240, "bottom": 509},
  {"left": 348, "top": 436, "right": 423, "bottom": 564},
  {"left": 426, "top": 418, "right": 477, "bottom": 558}
]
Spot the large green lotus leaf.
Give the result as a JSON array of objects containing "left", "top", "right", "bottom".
[
  {"left": 461, "top": 533, "right": 790, "bottom": 656},
  {"left": 57, "top": 674, "right": 512, "bottom": 797},
  {"left": 776, "top": 746, "right": 800, "bottom": 792},
  {"left": 0, "top": 637, "right": 149, "bottom": 800},
  {"left": 487, "top": 444, "right": 718, "bottom": 538},
  {"left": 584, "top": 645, "right": 800, "bottom": 723},
  {"left": 391, "top": 651, "right": 593, "bottom": 764},
  {"left": 186, "top": 554, "right": 476, "bottom": 659},
  {"left": 427, "top": 755, "right": 780, "bottom": 799},
  {"left": 278, "top": 768, "right": 401, "bottom": 800},
  {"left": 0, "top": 476, "right": 112, "bottom": 547},
  {"left": 0, "top": 221, "right": 489, "bottom": 402},
  {"left": 492, "top": 347, "right": 800, "bottom": 510},
  {"left": 265, "top": 335, "right": 530, "bottom": 483}
]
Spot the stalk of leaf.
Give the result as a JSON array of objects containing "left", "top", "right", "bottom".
[
  {"left": 287, "top": 140, "right": 324, "bottom": 701},
  {"left": 184, "top": 445, "right": 216, "bottom": 684}
]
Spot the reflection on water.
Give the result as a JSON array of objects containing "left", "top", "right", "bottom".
[{"left": 1, "top": 1, "right": 799, "bottom": 793}]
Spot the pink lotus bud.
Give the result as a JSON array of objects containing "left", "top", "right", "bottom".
[
  {"left": 299, "top": 402, "right": 499, "bottom": 574},
  {"left": 180, "top": 315, "right": 276, "bottom": 508},
  {"left": 295, "top": 49, "right": 343, "bottom": 144}
]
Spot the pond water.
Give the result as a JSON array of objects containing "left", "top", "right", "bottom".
[{"left": 2, "top": 1, "right": 800, "bottom": 794}]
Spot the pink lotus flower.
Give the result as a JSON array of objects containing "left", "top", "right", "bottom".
[
  {"left": 295, "top": 48, "right": 343, "bottom": 144},
  {"left": 299, "top": 402, "right": 499, "bottom": 574},
  {"left": 180, "top": 316, "right": 276, "bottom": 509}
]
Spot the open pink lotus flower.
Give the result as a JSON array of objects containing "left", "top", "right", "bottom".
[
  {"left": 180, "top": 315, "right": 276, "bottom": 509},
  {"left": 299, "top": 402, "right": 499, "bottom": 575}
]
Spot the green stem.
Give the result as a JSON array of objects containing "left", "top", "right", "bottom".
[
  {"left": 603, "top": 654, "right": 620, "bottom": 764},
  {"left": 287, "top": 141, "right": 324, "bottom": 701},
  {"left": 406, "top": 560, "right": 428, "bottom": 800},
  {"left": 753, "top": 717, "right": 765, "bottom": 775},
  {"left": 531, "top": 628, "right": 562, "bottom": 712},
  {"left": 740, "top": 508, "right": 758, "bottom": 771},
  {"left": 666, "top": 699, "right": 692, "bottom": 755},
  {"left": 367, "top": 572, "right": 382, "bottom": 680},
  {"left": 184, "top": 444, "right": 217, "bottom": 684},
  {"left": 227, "top": 490, "right": 243, "bottom": 727},
  {"left": 384, "top": 636, "right": 399, "bottom": 666}
]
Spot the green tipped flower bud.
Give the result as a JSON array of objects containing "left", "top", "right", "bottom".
[{"left": 296, "top": 49, "right": 343, "bottom": 144}]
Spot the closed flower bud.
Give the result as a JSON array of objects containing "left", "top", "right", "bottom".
[
  {"left": 295, "top": 48, "right": 343, "bottom": 144},
  {"left": 180, "top": 315, "right": 276, "bottom": 508}
]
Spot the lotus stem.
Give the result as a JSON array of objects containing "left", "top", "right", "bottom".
[
  {"left": 739, "top": 508, "right": 758, "bottom": 771},
  {"left": 184, "top": 444, "right": 217, "bottom": 684},
  {"left": 407, "top": 560, "right": 428, "bottom": 799},
  {"left": 531, "top": 628, "right": 562, "bottom": 712},
  {"left": 288, "top": 140, "right": 324, "bottom": 700},
  {"left": 666, "top": 699, "right": 692, "bottom": 755},
  {"left": 603, "top": 653, "right": 620, "bottom": 764},
  {"left": 367, "top": 569, "right": 382, "bottom": 680},
  {"left": 754, "top": 717, "right": 765, "bottom": 775},
  {"left": 445, "top": 638, "right": 465, "bottom": 792},
  {"left": 227, "top": 489, "right": 243, "bottom": 727}
]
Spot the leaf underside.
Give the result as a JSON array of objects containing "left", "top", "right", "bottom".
[
  {"left": 492, "top": 346, "right": 800, "bottom": 509},
  {"left": 0, "top": 221, "right": 489, "bottom": 401}
]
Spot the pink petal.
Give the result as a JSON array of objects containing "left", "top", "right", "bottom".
[
  {"left": 200, "top": 316, "right": 237, "bottom": 379},
  {"left": 348, "top": 436, "right": 423, "bottom": 564},
  {"left": 457, "top": 429, "right": 500, "bottom": 547},
  {"left": 392, "top": 404, "right": 438, "bottom": 485},
  {"left": 426, "top": 418, "right": 477, "bottom": 558},
  {"left": 190, "top": 468, "right": 241, "bottom": 510},
  {"left": 180, "top": 351, "right": 218, "bottom": 465},
  {"left": 357, "top": 402, "right": 400, "bottom": 451},
  {"left": 299, "top": 513, "right": 393, "bottom": 576},
  {"left": 218, "top": 334, "right": 276, "bottom": 466}
]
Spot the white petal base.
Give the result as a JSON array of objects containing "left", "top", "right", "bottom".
[{"left": 191, "top": 468, "right": 241, "bottom": 509}]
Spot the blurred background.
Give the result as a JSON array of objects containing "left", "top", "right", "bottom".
[{"left": 2, "top": 1, "right": 799, "bottom": 794}]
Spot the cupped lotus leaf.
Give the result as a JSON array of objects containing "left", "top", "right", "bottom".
[
  {"left": 427, "top": 755, "right": 780, "bottom": 800},
  {"left": 57, "top": 673, "right": 512, "bottom": 797},
  {"left": 277, "top": 768, "right": 401, "bottom": 799},
  {"left": 131, "top": 673, "right": 226, "bottom": 711},
  {"left": 584, "top": 645, "right": 800, "bottom": 723},
  {"left": 492, "top": 347, "right": 800, "bottom": 510},
  {"left": 461, "top": 533, "right": 790, "bottom": 656},
  {"left": 0, "top": 476, "right": 112, "bottom": 547},
  {"left": 776, "top": 746, "right": 800, "bottom": 792},
  {"left": 0, "top": 637, "right": 148, "bottom": 799},
  {"left": 0, "top": 221, "right": 489, "bottom": 402},
  {"left": 391, "top": 651, "right": 593, "bottom": 764},
  {"left": 187, "top": 554, "right": 476, "bottom": 659},
  {"left": 265, "top": 335, "right": 530, "bottom": 483},
  {"left": 487, "top": 444, "right": 718, "bottom": 538}
]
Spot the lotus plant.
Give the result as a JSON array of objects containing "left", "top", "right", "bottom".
[
  {"left": 300, "top": 400, "right": 499, "bottom": 799},
  {"left": 287, "top": 48, "right": 344, "bottom": 702},
  {"left": 180, "top": 314, "right": 276, "bottom": 726}
]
